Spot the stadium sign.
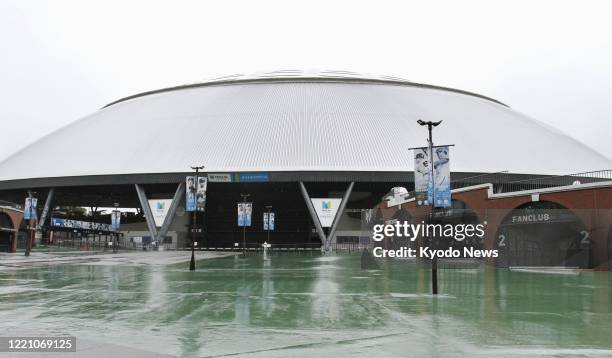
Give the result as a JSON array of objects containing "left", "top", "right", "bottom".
[
  {"left": 148, "top": 199, "right": 172, "bottom": 227},
  {"left": 208, "top": 173, "right": 232, "bottom": 182},
  {"left": 311, "top": 198, "right": 342, "bottom": 227},
  {"left": 51, "top": 218, "right": 113, "bottom": 232}
]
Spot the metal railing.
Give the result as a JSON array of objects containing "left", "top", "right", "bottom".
[
  {"left": 0, "top": 200, "right": 22, "bottom": 210},
  {"left": 454, "top": 169, "right": 612, "bottom": 194}
]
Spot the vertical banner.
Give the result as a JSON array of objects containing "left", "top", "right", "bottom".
[
  {"left": 245, "top": 203, "right": 252, "bottom": 226},
  {"left": 238, "top": 203, "right": 244, "bottom": 226},
  {"left": 269, "top": 212, "right": 275, "bottom": 231},
  {"left": 413, "top": 146, "right": 451, "bottom": 207},
  {"left": 238, "top": 203, "right": 253, "bottom": 227},
  {"left": 414, "top": 148, "right": 430, "bottom": 206},
  {"left": 111, "top": 210, "right": 121, "bottom": 230},
  {"left": 263, "top": 212, "right": 275, "bottom": 231},
  {"left": 196, "top": 176, "right": 208, "bottom": 212},
  {"left": 23, "top": 197, "right": 38, "bottom": 220},
  {"left": 186, "top": 176, "right": 196, "bottom": 212},
  {"left": 433, "top": 146, "right": 451, "bottom": 208}
]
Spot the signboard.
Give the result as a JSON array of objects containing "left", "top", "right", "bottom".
[
  {"left": 51, "top": 218, "right": 113, "bottom": 232},
  {"left": 234, "top": 173, "right": 269, "bottom": 182},
  {"left": 208, "top": 173, "right": 232, "bottom": 182},
  {"left": 263, "top": 212, "right": 275, "bottom": 231},
  {"left": 413, "top": 146, "right": 451, "bottom": 208},
  {"left": 23, "top": 197, "right": 38, "bottom": 221},
  {"left": 207, "top": 173, "right": 270, "bottom": 183},
  {"left": 311, "top": 198, "right": 342, "bottom": 227},
  {"left": 196, "top": 177, "right": 207, "bottom": 212},
  {"left": 237, "top": 202, "right": 252, "bottom": 227},
  {"left": 111, "top": 210, "right": 121, "bottom": 230},
  {"left": 148, "top": 199, "right": 172, "bottom": 227},
  {"left": 186, "top": 176, "right": 197, "bottom": 212}
]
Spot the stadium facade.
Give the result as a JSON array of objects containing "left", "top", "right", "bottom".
[{"left": 0, "top": 70, "right": 611, "bottom": 268}]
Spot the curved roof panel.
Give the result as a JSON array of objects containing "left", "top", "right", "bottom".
[{"left": 0, "top": 75, "right": 609, "bottom": 182}]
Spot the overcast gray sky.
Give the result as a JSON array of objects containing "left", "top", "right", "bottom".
[{"left": 1, "top": 0, "right": 611, "bottom": 163}]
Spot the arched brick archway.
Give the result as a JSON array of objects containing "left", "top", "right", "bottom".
[
  {"left": 494, "top": 201, "right": 590, "bottom": 268},
  {"left": 608, "top": 226, "right": 612, "bottom": 271},
  {"left": 0, "top": 212, "right": 15, "bottom": 252}
]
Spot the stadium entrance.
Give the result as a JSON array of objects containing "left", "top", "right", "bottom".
[
  {"left": 496, "top": 201, "right": 590, "bottom": 268},
  {"left": 0, "top": 213, "right": 13, "bottom": 252}
]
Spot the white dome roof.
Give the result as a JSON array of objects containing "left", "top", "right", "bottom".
[{"left": 0, "top": 74, "right": 609, "bottom": 182}]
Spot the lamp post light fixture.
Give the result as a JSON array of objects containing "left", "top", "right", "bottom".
[
  {"left": 240, "top": 193, "right": 250, "bottom": 257},
  {"left": 417, "top": 119, "right": 442, "bottom": 295},
  {"left": 189, "top": 165, "right": 205, "bottom": 271}
]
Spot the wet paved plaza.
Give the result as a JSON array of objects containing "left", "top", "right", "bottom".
[{"left": 0, "top": 252, "right": 611, "bottom": 357}]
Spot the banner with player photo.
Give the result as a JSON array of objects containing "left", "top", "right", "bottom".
[
  {"left": 413, "top": 148, "right": 430, "bottom": 206},
  {"left": 264, "top": 212, "right": 275, "bottom": 231},
  {"left": 185, "top": 176, "right": 197, "bottom": 212},
  {"left": 23, "top": 197, "right": 38, "bottom": 220},
  {"left": 237, "top": 202, "right": 252, "bottom": 227},
  {"left": 432, "top": 146, "right": 451, "bottom": 208},
  {"left": 413, "top": 146, "right": 451, "bottom": 208},
  {"left": 196, "top": 176, "right": 207, "bottom": 212},
  {"left": 111, "top": 210, "right": 121, "bottom": 230}
]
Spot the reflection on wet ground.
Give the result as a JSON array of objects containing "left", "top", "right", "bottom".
[{"left": 0, "top": 254, "right": 610, "bottom": 357}]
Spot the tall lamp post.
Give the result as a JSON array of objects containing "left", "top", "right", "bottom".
[
  {"left": 265, "top": 205, "right": 272, "bottom": 245},
  {"left": 417, "top": 119, "right": 442, "bottom": 295},
  {"left": 24, "top": 190, "right": 37, "bottom": 257},
  {"left": 112, "top": 202, "right": 120, "bottom": 253},
  {"left": 190, "top": 165, "right": 204, "bottom": 271},
  {"left": 240, "top": 193, "right": 250, "bottom": 257}
]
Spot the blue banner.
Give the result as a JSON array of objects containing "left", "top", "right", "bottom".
[
  {"left": 23, "top": 197, "right": 38, "bottom": 221},
  {"left": 263, "top": 212, "right": 275, "bottom": 231},
  {"left": 238, "top": 203, "right": 252, "bottom": 227},
  {"left": 186, "top": 176, "right": 197, "bottom": 212},
  {"left": 432, "top": 146, "right": 451, "bottom": 208},
  {"left": 234, "top": 172, "right": 269, "bottom": 182},
  {"left": 111, "top": 210, "right": 121, "bottom": 230}
]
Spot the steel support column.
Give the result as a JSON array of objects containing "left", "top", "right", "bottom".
[
  {"left": 135, "top": 184, "right": 158, "bottom": 240},
  {"left": 326, "top": 182, "right": 354, "bottom": 251},
  {"left": 37, "top": 188, "right": 55, "bottom": 230},
  {"left": 299, "top": 182, "right": 327, "bottom": 249},
  {"left": 156, "top": 182, "right": 185, "bottom": 244}
]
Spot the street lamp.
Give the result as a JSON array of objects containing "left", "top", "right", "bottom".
[
  {"left": 190, "top": 165, "right": 204, "bottom": 271},
  {"left": 417, "top": 119, "right": 442, "bottom": 295},
  {"left": 24, "top": 190, "right": 37, "bottom": 257},
  {"left": 240, "top": 193, "right": 250, "bottom": 257},
  {"left": 113, "top": 202, "right": 120, "bottom": 253}
]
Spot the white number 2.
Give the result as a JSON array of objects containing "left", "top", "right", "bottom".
[
  {"left": 580, "top": 230, "right": 590, "bottom": 245},
  {"left": 498, "top": 234, "right": 506, "bottom": 247}
]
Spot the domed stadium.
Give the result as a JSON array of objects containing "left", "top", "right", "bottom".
[{"left": 0, "top": 70, "right": 610, "bottom": 252}]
